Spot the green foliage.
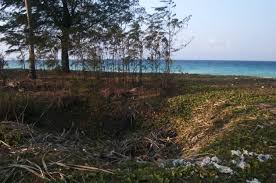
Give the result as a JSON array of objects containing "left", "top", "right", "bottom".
[
  {"left": 145, "top": 0, "right": 192, "bottom": 73},
  {"left": 0, "top": 74, "right": 275, "bottom": 182}
]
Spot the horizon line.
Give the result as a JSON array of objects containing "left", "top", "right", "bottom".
[{"left": 4, "top": 58, "right": 276, "bottom": 62}]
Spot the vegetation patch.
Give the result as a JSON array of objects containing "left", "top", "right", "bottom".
[{"left": 0, "top": 73, "right": 276, "bottom": 182}]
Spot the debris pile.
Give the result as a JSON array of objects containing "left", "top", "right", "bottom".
[
  {"left": 0, "top": 122, "right": 178, "bottom": 182},
  {"left": 0, "top": 121, "right": 273, "bottom": 182}
]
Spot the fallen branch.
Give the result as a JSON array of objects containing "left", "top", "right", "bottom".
[
  {"left": 54, "top": 162, "right": 114, "bottom": 174},
  {"left": 0, "top": 140, "right": 11, "bottom": 148}
]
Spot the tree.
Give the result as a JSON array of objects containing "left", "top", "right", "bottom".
[
  {"left": 145, "top": 15, "right": 163, "bottom": 73},
  {"left": 17, "top": 48, "right": 26, "bottom": 69},
  {"left": 0, "top": 0, "right": 47, "bottom": 79},
  {"left": 127, "top": 20, "right": 144, "bottom": 84},
  {"left": 34, "top": 0, "right": 138, "bottom": 73},
  {"left": 32, "top": 0, "right": 85, "bottom": 72},
  {"left": 151, "top": 0, "right": 192, "bottom": 73},
  {"left": 1, "top": 0, "right": 141, "bottom": 75},
  {"left": 24, "top": 0, "right": 36, "bottom": 79},
  {"left": 0, "top": 52, "right": 7, "bottom": 85}
]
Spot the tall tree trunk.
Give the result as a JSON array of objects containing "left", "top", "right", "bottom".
[
  {"left": 138, "top": 58, "right": 143, "bottom": 86},
  {"left": 24, "top": 0, "right": 36, "bottom": 79},
  {"left": 61, "top": 29, "right": 70, "bottom": 73}
]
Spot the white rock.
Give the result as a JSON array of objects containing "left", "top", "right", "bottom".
[
  {"left": 231, "top": 150, "right": 242, "bottom": 157},
  {"left": 257, "top": 125, "right": 264, "bottom": 129},
  {"left": 237, "top": 160, "right": 247, "bottom": 169},
  {"left": 7, "top": 82, "right": 17, "bottom": 88},
  {"left": 244, "top": 150, "right": 255, "bottom": 156},
  {"left": 199, "top": 157, "right": 211, "bottom": 167},
  {"left": 171, "top": 159, "right": 192, "bottom": 167},
  {"left": 243, "top": 150, "right": 249, "bottom": 155},
  {"left": 257, "top": 154, "right": 271, "bottom": 162},
  {"left": 211, "top": 156, "right": 221, "bottom": 163},
  {"left": 213, "top": 163, "right": 234, "bottom": 174},
  {"left": 246, "top": 178, "right": 261, "bottom": 183},
  {"left": 172, "top": 159, "right": 185, "bottom": 166}
]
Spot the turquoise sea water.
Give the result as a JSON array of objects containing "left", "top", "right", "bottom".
[
  {"left": 6, "top": 60, "right": 276, "bottom": 78},
  {"left": 172, "top": 60, "right": 276, "bottom": 78}
]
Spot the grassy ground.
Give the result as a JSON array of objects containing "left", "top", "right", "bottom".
[{"left": 0, "top": 70, "right": 275, "bottom": 182}]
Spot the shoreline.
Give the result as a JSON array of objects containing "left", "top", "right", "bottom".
[
  {"left": 2, "top": 68, "right": 276, "bottom": 80},
  {"left": 4, "top": 59, "right": 276, "bottom": 79}
]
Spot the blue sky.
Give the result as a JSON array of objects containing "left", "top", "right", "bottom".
[
  {"left": 0, "top": 0, "right": 275, "bottom": 61},
  {"left": 140, "top": 0, "right": 276, "bottom": 61}
]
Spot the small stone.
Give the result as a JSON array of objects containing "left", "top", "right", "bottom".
[
  {"left": 172, "top": 159, "right": 192, "bottom": 167},
  {"left": 243, "top": 150, "right": 249, "bottom": 155},
  {"left": 199, "top": 157, "right": 211, "bottom": 167},
  {"left": 172, "top": 159, "right": 185, "bottom": 166},
  {"left": 246, "top": 178, "right": 261, "bottom": 183},
  {"left": 213, "top": 163, "right": 234, "bottom": 174},
  {"left": 257, "top": 125, "right": 264, "bottom": 129},
  {"left": 231, "top": 150, "right": 242, "bottom": 157},
  {"left": 7, "top": 82, "right": 17, "bottom": 88},
  {"left": 211, "top": 156, "right": 221, "bottom": 163},
  {"left": 257, "top": 154, "right": 271, "bottom": 162},
  {"left": 237, "top": 160, "right": 247, "bottom": 169}
]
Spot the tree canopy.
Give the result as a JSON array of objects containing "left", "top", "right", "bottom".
[{"left": 0, "top": 0, "right": 191, "bottom": 77}]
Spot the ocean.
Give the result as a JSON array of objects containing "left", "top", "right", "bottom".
[
  {"left": 172, "top": 60, "right": 276, "bottom": 78},
  {"left": 5, "top": 60, "right": 276, "bottom": 78}
]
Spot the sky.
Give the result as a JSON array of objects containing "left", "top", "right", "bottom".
[
  {"left": 140, "top": 0, "right": 276, "bottom": 61},
  {"left": 0, "top": 0, "right": 276, "bottom": 61}
]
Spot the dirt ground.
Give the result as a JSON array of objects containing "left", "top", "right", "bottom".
[{"left": 0, "top": 70, "right": 275, "bottom": 182}]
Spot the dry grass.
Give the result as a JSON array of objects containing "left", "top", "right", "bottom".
[
  {"left": 0, "top": 71, "right": 276, "bottom": 182},
  {"left": 0, "top": 121, "right": 181, "bottom": 182}
]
